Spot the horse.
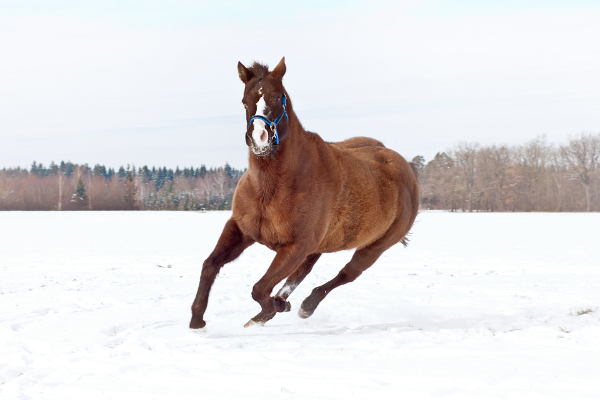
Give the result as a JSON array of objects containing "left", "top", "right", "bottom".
[{"left": 190, "top": 57, "right": 419, "bottom": 329}]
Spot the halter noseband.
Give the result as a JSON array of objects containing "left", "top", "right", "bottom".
[{"left": 247, "top": 94, "right": 288, "bottom": 145}]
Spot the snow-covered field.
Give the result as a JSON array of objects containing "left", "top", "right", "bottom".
[{"left": 1, "top": 211, "right": 599, "bottom": 399}]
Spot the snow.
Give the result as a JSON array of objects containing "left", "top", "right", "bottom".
[{"left": 1, "top": 211, "right": 599, "bottom": 399}]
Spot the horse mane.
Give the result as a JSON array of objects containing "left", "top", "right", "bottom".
[{"left": 249, "top": 62, "right": 270, "bottom": 79}]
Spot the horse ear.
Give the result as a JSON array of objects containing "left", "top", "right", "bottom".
[
  {"left": 270, "top": 57, "right": 286, "bottom": 81},
  {"left": 238, "top": 62, "right": 254, "bottom": 84}
]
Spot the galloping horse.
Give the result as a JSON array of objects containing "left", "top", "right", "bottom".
[{"left": 190, "top": 58, "right": 419, "bottom": 329}]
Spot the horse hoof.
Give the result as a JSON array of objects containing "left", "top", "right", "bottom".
[
  {"left": 190, "top": 316, "right": 206, "bottom": 329},
  {"left": 298, "top": 307, "right": 314, "bottom": 319},
  {"left": 283, "top": 300, "right": 292, "bottom": 312},
  {"left": 244, "top": 319, "right": 265, "bottom": 328}
]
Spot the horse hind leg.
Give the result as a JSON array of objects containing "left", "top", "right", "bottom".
[
  {"left": 299, "top": 231, "right": 403, "bottom": 319},
  {"left": 246, "top": 253, "right": 321, "bottom": 326}
]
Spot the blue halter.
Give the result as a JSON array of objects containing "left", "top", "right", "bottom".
[{"left": 247, "top": 95, "right": 288, "bottom": 145}]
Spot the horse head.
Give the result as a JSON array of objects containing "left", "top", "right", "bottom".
[{"left": 238, "top": 57, "right": 289, "bottom": 158}]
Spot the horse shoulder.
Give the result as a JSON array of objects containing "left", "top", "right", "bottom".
[{"left": 231, "top": 172, "right": 262, "bottom": 236}]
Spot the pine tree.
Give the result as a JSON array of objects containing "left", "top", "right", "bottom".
[
  {"left": 71, "top": 178, "right": 88, "bottom": 209},
  {"left": 140, "top": 166, "right": 150, "bottom": 182},
  {"left": 224, "top": 163, "right": 233, "bottom": 178},
  {"left": 117, "top": 166, "right": 127, "bottom": 180},
  {"left": 38, "top": 163, "right": 46, "bottom": 177},
  {"left": 49, "top": 161, "right": 59, "bottom": 175},
  {"left": 411, "top": 155, "right": 425, "bottom": 173},
  {"left": 93, "top": 164, "right": 107, "bottom": 177},
  {"left": 61, "top": 161, "right": 74, "bottom": 177}
]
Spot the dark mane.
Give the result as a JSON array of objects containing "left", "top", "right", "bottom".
[{"left": 249, "top": 62, "right": 270, "bottom": 79}]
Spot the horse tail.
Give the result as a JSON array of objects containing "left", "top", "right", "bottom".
[{"left": 406, "top": 161, "right": 421, "bottom": 237}]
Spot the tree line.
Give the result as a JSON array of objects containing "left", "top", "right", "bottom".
[
  {"left": 416, "top": 132, "right": 600, "bottom": 212},
  {"left": 1, "top": 132, "right": 598, "bottom": 212},
  {"left": 0, "top": 161, "right": 244, "bottom": 211}
]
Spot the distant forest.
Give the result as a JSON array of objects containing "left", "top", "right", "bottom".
[
  {"left": 416, "top": 132, "right": 600, "bottom": 212},
  {"left": 0, "top": 162, "right": 244, "bottom": 211},
  {"left": 1, "top": 132, "right": 598, "bottom": 212}
]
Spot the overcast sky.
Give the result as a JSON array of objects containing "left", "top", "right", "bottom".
[{"left": 1, "top": 0, "right": 599, "bottom": 169}]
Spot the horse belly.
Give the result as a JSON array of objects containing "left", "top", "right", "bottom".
[
  {"left": 317, "top": 165, "right": 400, "bottom": 252},
  {"left": 317, "top": 201, "right": 397, "bottom": 253}
]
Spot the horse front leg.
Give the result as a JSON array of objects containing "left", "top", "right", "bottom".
[
  {"left": 248, "top": 253, "right": 322, "bottom": 325},
  {"left": 244, "top": 244, "right": 312, "bottom": 327},
  {"left": 190, "top": 219, "right": 254, "bottom": 329}
]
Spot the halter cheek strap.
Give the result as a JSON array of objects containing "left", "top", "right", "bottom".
[{"left": 248, "top": 95, "right": 288, "bottom": 145}]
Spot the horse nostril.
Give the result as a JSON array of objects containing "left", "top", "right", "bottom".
[{"left": 260, "top": 130, "right": 268, "bottom": 143}]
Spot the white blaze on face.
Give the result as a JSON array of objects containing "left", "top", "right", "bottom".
[{"left": 251, "top": 95, "right": 269, "bottom": 148}]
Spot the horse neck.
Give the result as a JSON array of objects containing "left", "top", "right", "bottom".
[{"left": 247, "top": 110, "right": 309, "bottom": 185}]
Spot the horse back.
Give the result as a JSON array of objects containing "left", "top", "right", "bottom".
[{"left": 331, "top": 136, "right": 385, "bottom": 150}]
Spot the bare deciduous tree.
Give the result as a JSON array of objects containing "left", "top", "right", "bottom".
[
  {"left": 0, "top": 171, "right": 12, "bottom": 209},
  {"left": 58, "top": 171, "right": 63, "bottom": 211},
  {"left": 560, "top": 132, "right": 600, "bottom": 212},
  {"left": 453, "top": 142, "right": 480, "bottom": 212},
  {"left": 519, "top": 136, "right": 553, "bottom": 211}
]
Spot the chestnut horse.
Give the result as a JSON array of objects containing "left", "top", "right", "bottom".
[{"left": 190, "top": 58, "right": 419, "bottom": 329}]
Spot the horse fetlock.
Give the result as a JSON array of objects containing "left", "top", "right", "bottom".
[{"left": 273, "top": 296, "right": 291, "bottom": 312}]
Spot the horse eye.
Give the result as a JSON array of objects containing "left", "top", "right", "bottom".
[{"left": 274, "top": 96, "right": 281, "bottom": 102}]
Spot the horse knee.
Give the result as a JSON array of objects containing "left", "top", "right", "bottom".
[
  {"left": 251, "top": 283, "right": 268, "bottom": 302},
  {"left": 201, "top": 258, "right": 221, "bottom": 280}
]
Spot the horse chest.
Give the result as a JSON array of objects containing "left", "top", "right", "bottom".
[{"left": 236, "top": 199, "right": 293, "bottom": 249}]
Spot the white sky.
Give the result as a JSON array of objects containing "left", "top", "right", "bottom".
[{"left": 1, "top": 0, "right": 599, "bottom": 169}]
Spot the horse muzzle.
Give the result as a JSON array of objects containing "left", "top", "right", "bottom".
[{"left": 247, "top": 120, "right": 274, "bottom": 156}]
